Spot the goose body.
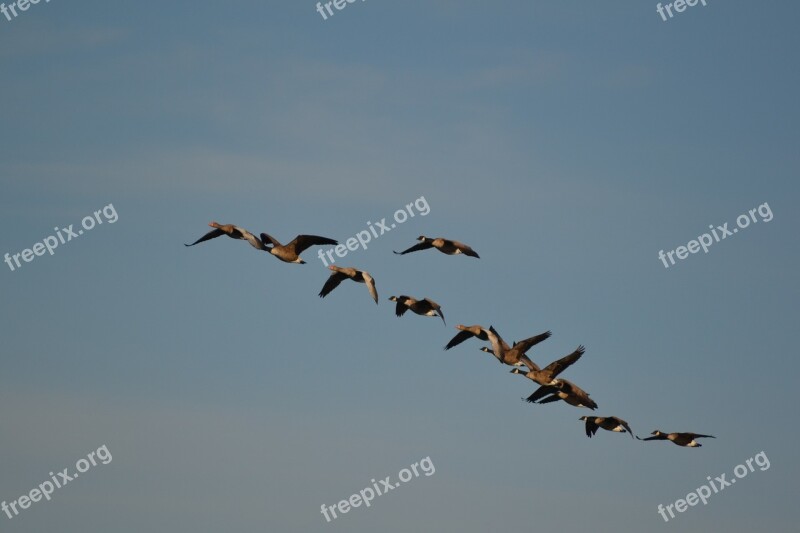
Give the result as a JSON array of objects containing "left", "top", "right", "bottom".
[
  {"left": 579, "top": 416, "right": 635, "bottom": 439},
  {"left": 260, "top": 232, "right": 338, "bottom": 264},
  {"left": 393, "top": 236, "right": 479, "bottom": 258},
  {"left": 388, "top": 295, "right": 446, "bottom": 325},
  {"left": 319, "top": 266, "right": 378, "bottom": 304},
  {"left": 639, "top": 431, "right": 715, "bottom": 447}
]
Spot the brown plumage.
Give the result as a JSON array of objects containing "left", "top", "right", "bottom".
[
  {"left": 393, "top": 236, "right": 479, "bottom": 258},
  {"left": 319, "top": 266, "right": 378, "bottom": 304}
]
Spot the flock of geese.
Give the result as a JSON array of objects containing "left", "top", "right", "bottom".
[{"left": 186, "top": 221, "right": 716, "bottom": 448}]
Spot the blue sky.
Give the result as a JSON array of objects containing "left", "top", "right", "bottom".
[{"left": 1, "top": 1, "right": 798, "bottom": 531}]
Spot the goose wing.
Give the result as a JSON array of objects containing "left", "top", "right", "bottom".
[
  {"left": 613, "top": 417, "right": 635, "bottom": 438},
  {"left": 445, "top": 330, "right": 475, "bottom": 350},
  {"left": 526, "top": 384, "right": 555, "bottom": 403},
  {"left": 394, "top": 299, "right": 410, "bottom": 317},
  {"left": 393, "top": 241, "right": 433, "bottom": 255},
  {"left": 584, "top": 418, "right": 599, "bottom": 438},
  {"left": 486, "top": 326, "right": 506, "bottom": 361},
  {"left": 450, "top": 239, "right": 480, "bottom": 258},
  {"left": 543, "top": 345, "right": 585, "bottom": 378},
  {"left": 422, "top": 298, "right": 445, "bottom": 325},
  {"left": 260, "top": 232, "right": 281, "bottom": 247},
  {"left": 235, "top": 227, "right": 267, "bottom": 250},
  {"left": 288, "top": 235, "right": 338, "bottom": 254},
  {"left": 512, "top": 331, "right": 552, "bottom": 354},
  {"left": 184, "top": 228, "right": 225, "bottom": 246},
  {"left": 362, "top": 272, "right": 378, "bottom": 304},
  {"left": 319, "top": 272, "right": 348, "bottom": 298},
  {"left": 686, "top": 433, "right": 716, "bottom": 440}
]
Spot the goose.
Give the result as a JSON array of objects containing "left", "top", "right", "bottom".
[
  {"left": 479, "top": 329, "right": 552, "bottom": 370},
  {"left": 393, "top": 236, "right": 479, "bottom": 258},
  {"left": 185, "top": 222, "right": 266, "bottom": 250},
  {"left": 318, "top": 266, "right": 378, "bottom": 304},
  {"left": 639, "top": 431, "right": 715, "bottom": 447},
  {"left": 521, "top": 379, "right": 597, "bottom": 410},
  {"left": 388, "top": 296, "right": 446, "bottom": 325},
  {"left": 509, "top": 345, "right": 584, "bottom": 385},
  {"left": 259, "top": 232, "right": 338, "bottom": 264},
  {"left": 579, "top": 416, "right": 635, "bottom": 439}
]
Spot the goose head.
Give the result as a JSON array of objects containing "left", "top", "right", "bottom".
[
  {"left": 509, "top": 368, "right": 524, "bottom": 375},
  {"left": 650, "top": 430, "right": 664, "bottom": 437},
  {"left": 480, "top": 347, "right": 494, "bottom": 355},
  {"left": 388, "top": 296, "right": 398, "bottom": 302}
]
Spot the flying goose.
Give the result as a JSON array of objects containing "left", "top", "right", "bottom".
[
  {"left": 509, "top": 345, "right": 585, "bottom": 385},
  {"left": 521, "top": 379, "right": 598, "bottom": 410},
  {"left": 639, "top": 431, "right": 715, "bottom": 447},
  {"left": 319, "top": 266, "right": 378, "bottom": 304},
  {"left": 579, "top": 416, "right": 635, "bottom": 439},
  {"left": 259, "top": 232, "right": 338, "bottom": 264},
  {"left": 185, "top": 222, "right": 266, "bottom": 250},
  {"left": 393, "top": 236, "right": 479, "bottom": 258},
  {"left": 479, "top": 329, "right": 552, "bottom": 370},
  {"left": 388, "top": 296, "right": 446, "bottom": 325}
]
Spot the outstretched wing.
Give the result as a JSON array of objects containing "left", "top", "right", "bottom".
[
  {"left": 393, "top": 241, "right": 433, "bottom": 255},
  {"left": 535, "top": 395, "right": 562, "bottom": 405},
  {"left": 687, "top": 433, "right": 716, "bottom": 439},
  {"left": 362, "top": 272, "right": 378, "bottom": 304},
  {"left": 543, "top": 345, "right": 585, "bottom": 378},
  {"left": 445, "top": 330, "right": 474, "bottom": 350},
  {"left": 486, "top": 326, "right": 505, "bottom": 361},
  {"left": 395, "top": 300, "right": 409, "bottom": 317},
  {"left": 488, "top": 325, "right": 512, "bottom": 352},
  {"left": 260, "top": 232, "right": 281, "bottom": 247},
  {"left": 614, "top": 417, "right": 635, "bottom": 439},
  {"left": 184, "top": 228, "right": 225, "bottom": 246},
  {"left": 235, "top": 227, "right": 267, "bottom": 250},
  {"left": 584, "top": 418, "right": 599, "bottom": 438},
  {"left": 319, "top": 272, "right": 348, "bottom": 298},
  {"left": 289, "top": 235, "right": 338, "bottom": 254},
  {"left": 526, "top": 384, "right": 555, "bottom": 403},
  {"left": 512, "top": 331, "right": 552, "bottom": 354},
  {"left": 450, "top": 239, "right": 480, "bottom": 258}
]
